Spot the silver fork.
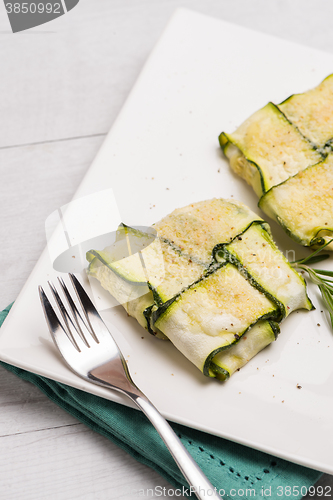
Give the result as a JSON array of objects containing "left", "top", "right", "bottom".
[{"left": 39, "top": 273, "right": 222, "bottom": 500}]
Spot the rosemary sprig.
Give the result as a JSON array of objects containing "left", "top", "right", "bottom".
[{"left": 291, "top": 239, "right": 333, "bottom": 329}]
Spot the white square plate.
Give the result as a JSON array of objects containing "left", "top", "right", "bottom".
[{"left": 1, "top": 8, "right": 333, "bottom": 474}]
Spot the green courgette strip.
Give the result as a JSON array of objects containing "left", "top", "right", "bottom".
[
  {"left": 258, "top": 156, "right": 333, "bottom": 249},
  {"left": 278, "top": 73, "right": 333, "bottom": 149},
  {"left": 212, "top": 221, "right": 313, "bottom": 320},
  {"left": 219, "top": 135, "right": 266, "bottom": 197},
  {"left": 219, "top": 103, "right": 322, "bottom": 196},
  {"left": 215, "top": 245, "right": 285, "bottom": 322},
  {"left": 150, "top": 262, "right": 225, "bottom": 325},
  {"left": 204, "top": 319, "right": 280, "bottom": 379}
]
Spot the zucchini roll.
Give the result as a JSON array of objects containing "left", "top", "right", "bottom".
[
  {"left": 87, "top": 199, "right": 312, "bottom": 380},
  {"left": 220, "top": 74, "right": 333, "bottom": 249}
]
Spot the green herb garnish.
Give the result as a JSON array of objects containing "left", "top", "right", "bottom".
[{"left": 291, "top": 239, "right": 333, "bottom": 328}]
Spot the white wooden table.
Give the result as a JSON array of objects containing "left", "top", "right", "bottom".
[{"left": 0, "top": 1, "right": 332, "bottom": 498}]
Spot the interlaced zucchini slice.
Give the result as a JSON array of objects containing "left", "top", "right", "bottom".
[
  {"left": 208, "top": 320, "right": 279, "bottom": 380},
  {"left": 259, "top": 154, "right": 333, "bottom": 249},
  {"left": 214, "top": 224, "right": 314, "bottom": 317},
  {"left": 87, "top": 198, "right": 312, "bottom": 380},
  {"left": 87, "top": 243, "right": 155, "bottom": 331},
  {"left": 219, "top": 102, "right": 321, "bottom": 197},
  {"left": 278, "top": 74, "right": 333, "bottom": 150}
]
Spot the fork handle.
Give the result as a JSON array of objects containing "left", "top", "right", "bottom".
[
  {"left": 130, "top": 394, "right": 222, "bottom": 500},
  {"left": 89, "top": 366, "right": 222, "bottom": 498}
]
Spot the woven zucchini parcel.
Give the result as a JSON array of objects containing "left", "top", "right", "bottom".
[
  {"left": 86, "top": 199, "right": 312, "bottom": 380},
  {"left": 219, "top": 74, "right": 333, "bottom": 249}
]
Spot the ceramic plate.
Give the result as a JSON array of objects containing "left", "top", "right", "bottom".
[{"left": 1, "top": 8, "right": 333, "bottom": 474}]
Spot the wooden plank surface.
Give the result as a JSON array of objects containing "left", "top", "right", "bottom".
[
  {"left": 1, "top": 1, "right": 333, "bottom": 498},
  {"left": 0, "top": 366, "right": 180, "bottom": 500},
  {"left": 0, "top": 0, "right": 333, "bottom": 147},
  {"left": 0, "top": 135, "right": 105, "bottom": 309}
]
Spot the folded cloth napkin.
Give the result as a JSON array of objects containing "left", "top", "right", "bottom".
[{"left": 0, "top": 304, "right": 322, "bottom": 499}]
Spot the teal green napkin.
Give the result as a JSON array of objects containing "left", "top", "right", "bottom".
[{"left": 0, "top": 304, "right": 322, "bottom": 499}]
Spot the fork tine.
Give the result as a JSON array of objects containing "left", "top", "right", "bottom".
[
  {"left": 69, "top": 273, "right": 107, "bottom": 343},
  {"left": 56, "top": 277, "right": 91, "bottom": 347},
  {"left": 38, "top": 285, "right": 81, "bottom": 354},
  {"left": 47, "top": 281, "right": 83, "bottom": 351}
]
